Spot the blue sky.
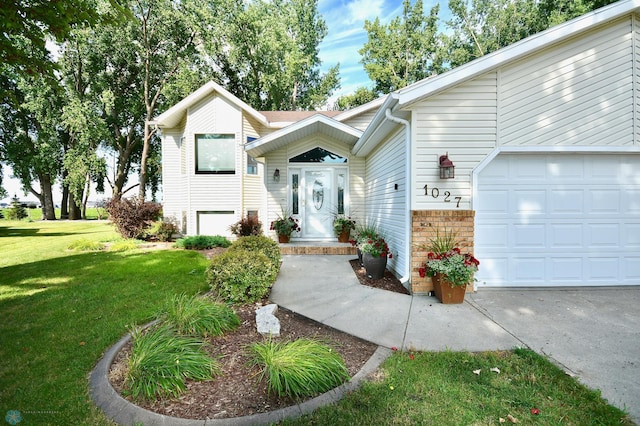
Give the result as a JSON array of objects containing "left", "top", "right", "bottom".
[{"left": 317, "top": 0, "right": 451, "bottom": 101}]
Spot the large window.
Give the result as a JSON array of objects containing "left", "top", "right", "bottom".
[
  {"left": 196, "top": 134, "right": 235, "bottom": 174},
  {"left": 246, "top": 136, "right": 258, "bottom": 175}
]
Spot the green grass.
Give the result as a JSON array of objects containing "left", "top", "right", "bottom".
[
  {"left": 0, "top": 207, "right": 106, "bottom": 221},
  {"left": 0, "top": 220, "right": 209, "bottom": 424},
  {"left": 282, "top": 349, "right": 633, "bottom": 425}
]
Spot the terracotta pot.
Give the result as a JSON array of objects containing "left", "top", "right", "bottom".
[
  {"left": 278, "top": 234, "right": 290, "bottom": 243},
  {"left": 363, "top": 252, "right": 387, "bottom": 279},
  {"left": 337, "top": 230, "right": 350, "bottom": 243},
  {"left": 431, "top": 272, "right": 443, "bottom": 301},
  {"left": 437, "top": 274, "right": 466, "bottom": 304}
]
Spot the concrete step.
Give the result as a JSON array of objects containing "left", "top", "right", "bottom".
[{"left": 279, "top": 241, "right": 357, "bottom": 255}]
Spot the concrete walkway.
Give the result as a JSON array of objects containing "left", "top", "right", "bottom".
[{"left": 270, "top": 255, "right": 640, "bottom": 423}]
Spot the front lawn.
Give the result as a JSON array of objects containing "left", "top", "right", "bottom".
[
  {"left": 0, "top": 220, "right": 209, "bottom": 425},
  {"left": 0, "top": 220, "right": 633, "bottom": 425}
]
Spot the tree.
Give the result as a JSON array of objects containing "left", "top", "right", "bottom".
[
  {"left": 359, "top": 0, "right": 442, "bottom": 94},
  {"left": 0, "top": 70, "right": 64, "bottom": 220},
  {"left": 0, "top": 0, "right": 128, "bottom": 78},
  {"left": 211, "top": 0, "right": 340, "bottom": 110},
  {"left": 335, "top": 87, "right": 379, "bottom": 110},
  {"left": 444, "top": 0, "right": 619, "bottom": 68}
]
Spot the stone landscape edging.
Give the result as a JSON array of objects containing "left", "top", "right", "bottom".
[{"left": 89, "top": 328, "right": 392, "bottom": 425}]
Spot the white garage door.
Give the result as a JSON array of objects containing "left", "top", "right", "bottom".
[{"left": 475, "top": 154, "right": 640, "bottom": 287}]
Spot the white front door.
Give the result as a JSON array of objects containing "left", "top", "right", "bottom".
[{"left": 303, "top": 169, "right": 334, "bottom": 239}]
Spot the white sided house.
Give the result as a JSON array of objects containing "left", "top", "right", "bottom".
[{"left": 155, "top": 0, "right": 640, "bottom": 292}]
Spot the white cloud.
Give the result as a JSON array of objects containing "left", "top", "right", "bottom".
[{"left": 345, "top": 0, "right": 385, "bottom": 24}]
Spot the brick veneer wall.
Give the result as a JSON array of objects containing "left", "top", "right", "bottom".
[{"left": 410, "top": 210, "right": 476, "bottom": 294}]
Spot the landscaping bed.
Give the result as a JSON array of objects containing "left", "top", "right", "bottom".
[{"left": 108, "top": 302, "right": 377, "bottom": 420}]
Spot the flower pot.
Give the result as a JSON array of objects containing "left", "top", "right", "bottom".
[
  {"left": 357, "top": 248, "right": 363, "bottom": 266},
  {"left": 431, "top": 272, "right": 443, "bottom": 301},
  {"left": 437, "top": 274, "right": 466, "bottom": 304},
  {"left": 337, "top": 230, "right": 350, "bottom": 243},
  {"left": 363, "top": 252, "right": 387, "bottom": 279},
  {"left": 278, "top": 234, "right": 290, "bottom": 243}
]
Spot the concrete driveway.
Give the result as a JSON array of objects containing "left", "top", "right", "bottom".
[{"left": 467, "top": 288, "right": 640, "bottom": 423}]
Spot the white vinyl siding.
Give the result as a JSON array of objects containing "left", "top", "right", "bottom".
[
  {"left": 412, "top": 73, "right": 498, "bottom": 210},
  {"left": 183, "top": 94, "right": 243, "bottom": 235},
  {"left": 365, "top": 127, "right": 407, "bottom": 278},
  {"left": 161, "top": 132, "right": 186, "bottom": 228},
  {"left": 499, "top": 17, "right": 636, "bottom": 147},
  {"left": 343, "top": 110, "right": 377, "bottom": 131}
]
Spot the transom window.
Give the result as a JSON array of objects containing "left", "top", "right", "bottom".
[
  {"left": 196, "top": 134, "right": 235, "bottom": 174},
  {"left": 289, "top": 147, "right": 347, "bottom": 163}
]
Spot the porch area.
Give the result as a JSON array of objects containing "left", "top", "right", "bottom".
[{"left": 279, "top": 241, "right": 356, "bottom": 255}]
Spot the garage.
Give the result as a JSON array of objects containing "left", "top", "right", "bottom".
[{"left": 474, "top": 153, "right": 640, "bottom": 287}]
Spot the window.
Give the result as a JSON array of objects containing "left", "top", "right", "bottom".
[
  {"left": 195, "top": 134, "right": 235, "bottom": 174},
  {"left": 289, "top": 147, "right": 347, "bottom": 163},
  {"left": 246, "top": 137, "right": 258, "bottom": 175},
  {"left": 247, "top": 210, "right": 258, "bottom": 219}
]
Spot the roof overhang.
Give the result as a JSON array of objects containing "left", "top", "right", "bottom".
[
  {"left": 245, "top": 114, "right": 363, "bottom": 157},
  {"left": 150, "top": 81, "right": 268, "bottom": 129}
]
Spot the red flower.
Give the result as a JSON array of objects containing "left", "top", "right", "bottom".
[
  {"left": 388, "top": 253, "right": 393, "bottom": 259},
  {"left": 419, "top": 267, "right": 426, "bottom": 278},
  {"left": 530, "top": 408, "right": 540, "bottom": 415},
  {"left": 409, "top": 353, "right": 415, "bottom": 360}
]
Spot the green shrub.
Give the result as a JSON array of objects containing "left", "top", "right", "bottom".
[
  {"left": 206, "top": 249, "right": 276, "bottom": 304},
  {"left": 105, "top": 197, "right": 162, "bottom": 240},
  {"left": 160, "top": 294, "right": 240, "bottom": 337},
  {"left": 176, "top": 235, "right": 231, "bottom": 250},
  {"left": 148, "top": 218, "right": 179, "bottom": 242},
  {"left": 229, "top": 216, "right": 263, "bottom": 237},
  {"left": 249, "top": 338, "right": 349, "bottom": 399},
  {"left": 108, "top": 240, "right": 139, "bottom": 252},
  {"left": 5, "top": 196, "right": 28, "bottom": 220},
  {"left": 67, "top": 238, "right": 104, "bottom": 251},
  {"left": 228, "top": 235, "right": 281, "bottom": 269},
  {"left": 125, "top": 325, "right": 219, "bottom": 400}
]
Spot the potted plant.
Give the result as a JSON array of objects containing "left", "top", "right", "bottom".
[
  {"left": 360, "top": 234, "right": 392, "bottom": 279},
  {"left": 350, "top": 224, "right": 378, "bottom": 265},
  {"left": 418, "top": 228, "right": 458, "bottom": 300},
  {"left": 333, "top": 215, "right": 356, "bottom": 242},
  {"left": 420, "top": 246, "right": 479, "bottom": 304},
  {"left": 270, "top": 211, "right": 300, "bottom": 243}
]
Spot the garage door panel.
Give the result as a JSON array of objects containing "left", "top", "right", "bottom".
[
  {"left": 513, "top": 190, "right": 546, "bottom": 213},
  {"left": 550, "top": 257, "right": 583, "bottom": 281},
  {"left": 588, "top": 258, "right": 620, "bottom": 280},
  {"left": 589, "top": 189, "right": 620, "bottom": 213},
  {"left": 476, "top": 153, "right": 639, "bottom": 287},
  {"left": 549, "top": 223, "right": 583, "bottom": 247},
  {"left": 476, "top": 224, "right": 509, "bottom": 248},
  {"left": 550, "top": 189, "right": 583, "bottom": 213},
  {"left": 588, "top": 223, "right": 620, "bottom": 247},
  {"left": 514, "top": 223, "right": 546, "bottom": 247},
  {"left": 513, "top": 257, "right": 546, "bottom": 282}
]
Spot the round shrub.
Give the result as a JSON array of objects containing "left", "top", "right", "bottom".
[
  {"left": 206, "top": 249, "right": 277, "bottom": 304},
  {"left": 228, "top": 235, "right": 281, "bottom": 269}
]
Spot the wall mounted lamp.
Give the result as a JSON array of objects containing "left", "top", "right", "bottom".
[
  {"left": 439, "top": 153, "right": 455, "bottom": 179},
  {"left": 273, "top": 168, "right": 280, "bottom": 182}
]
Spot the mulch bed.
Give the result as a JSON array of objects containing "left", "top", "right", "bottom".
[{"left": 107, "top": 250, "right": 407, "bottom": 420}]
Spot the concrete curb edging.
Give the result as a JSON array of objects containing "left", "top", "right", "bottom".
[{"left": 89, "top": 331, "right": 392, "bottom": 425}]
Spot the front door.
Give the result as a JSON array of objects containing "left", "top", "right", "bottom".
[{"left": 303, "top": 169, "right": 333, "bottom": 238}]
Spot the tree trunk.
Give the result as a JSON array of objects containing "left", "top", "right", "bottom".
[
  {"left": 138, "top": 122, "right": 151, "bottom": 200},
  {"left": 38, "top": 174, "right": 56, "bottom": 220},
  {"left": 68, "top": 192, "right": 82, "bottom": 220},
  {"left": 60, "top": 185, "right": 69, "bottom": 219}
]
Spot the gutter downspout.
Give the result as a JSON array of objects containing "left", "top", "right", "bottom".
[{"left": 385, "top": 108, "right": 412, "bottom": 288}]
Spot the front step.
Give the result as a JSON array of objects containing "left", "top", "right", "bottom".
[{"left": 279, "top": 241, "right": 356, "bottom": 255}]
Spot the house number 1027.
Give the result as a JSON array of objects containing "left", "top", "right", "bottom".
[{"left": 423, "top": 184, "right": 462, "bottom": 208}]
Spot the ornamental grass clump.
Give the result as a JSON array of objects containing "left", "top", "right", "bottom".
[
  {"left": 126, "top": 325, "right": 219, "bottom": 400},
  {"left": 160, "top": 293, "right": 240, "bottom": 338},
  {"left": 249, "top": 338, "right": 349, "bottom": 399}
]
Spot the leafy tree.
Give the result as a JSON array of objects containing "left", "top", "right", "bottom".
[
  {"left": 0, "top": 70, "right": 64, "bottom": 220},
  {"left": 359, "top": 0, "right": 442, "bottom": 94},
  {"left": 335, "top": 87, "right": 379, "bottom": 110},
  {"left": 211, "top": 0, "right": 340, "bottom": 110},
  {"left": 444, "top": 0, "right": 618, "bottom": 68}
]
